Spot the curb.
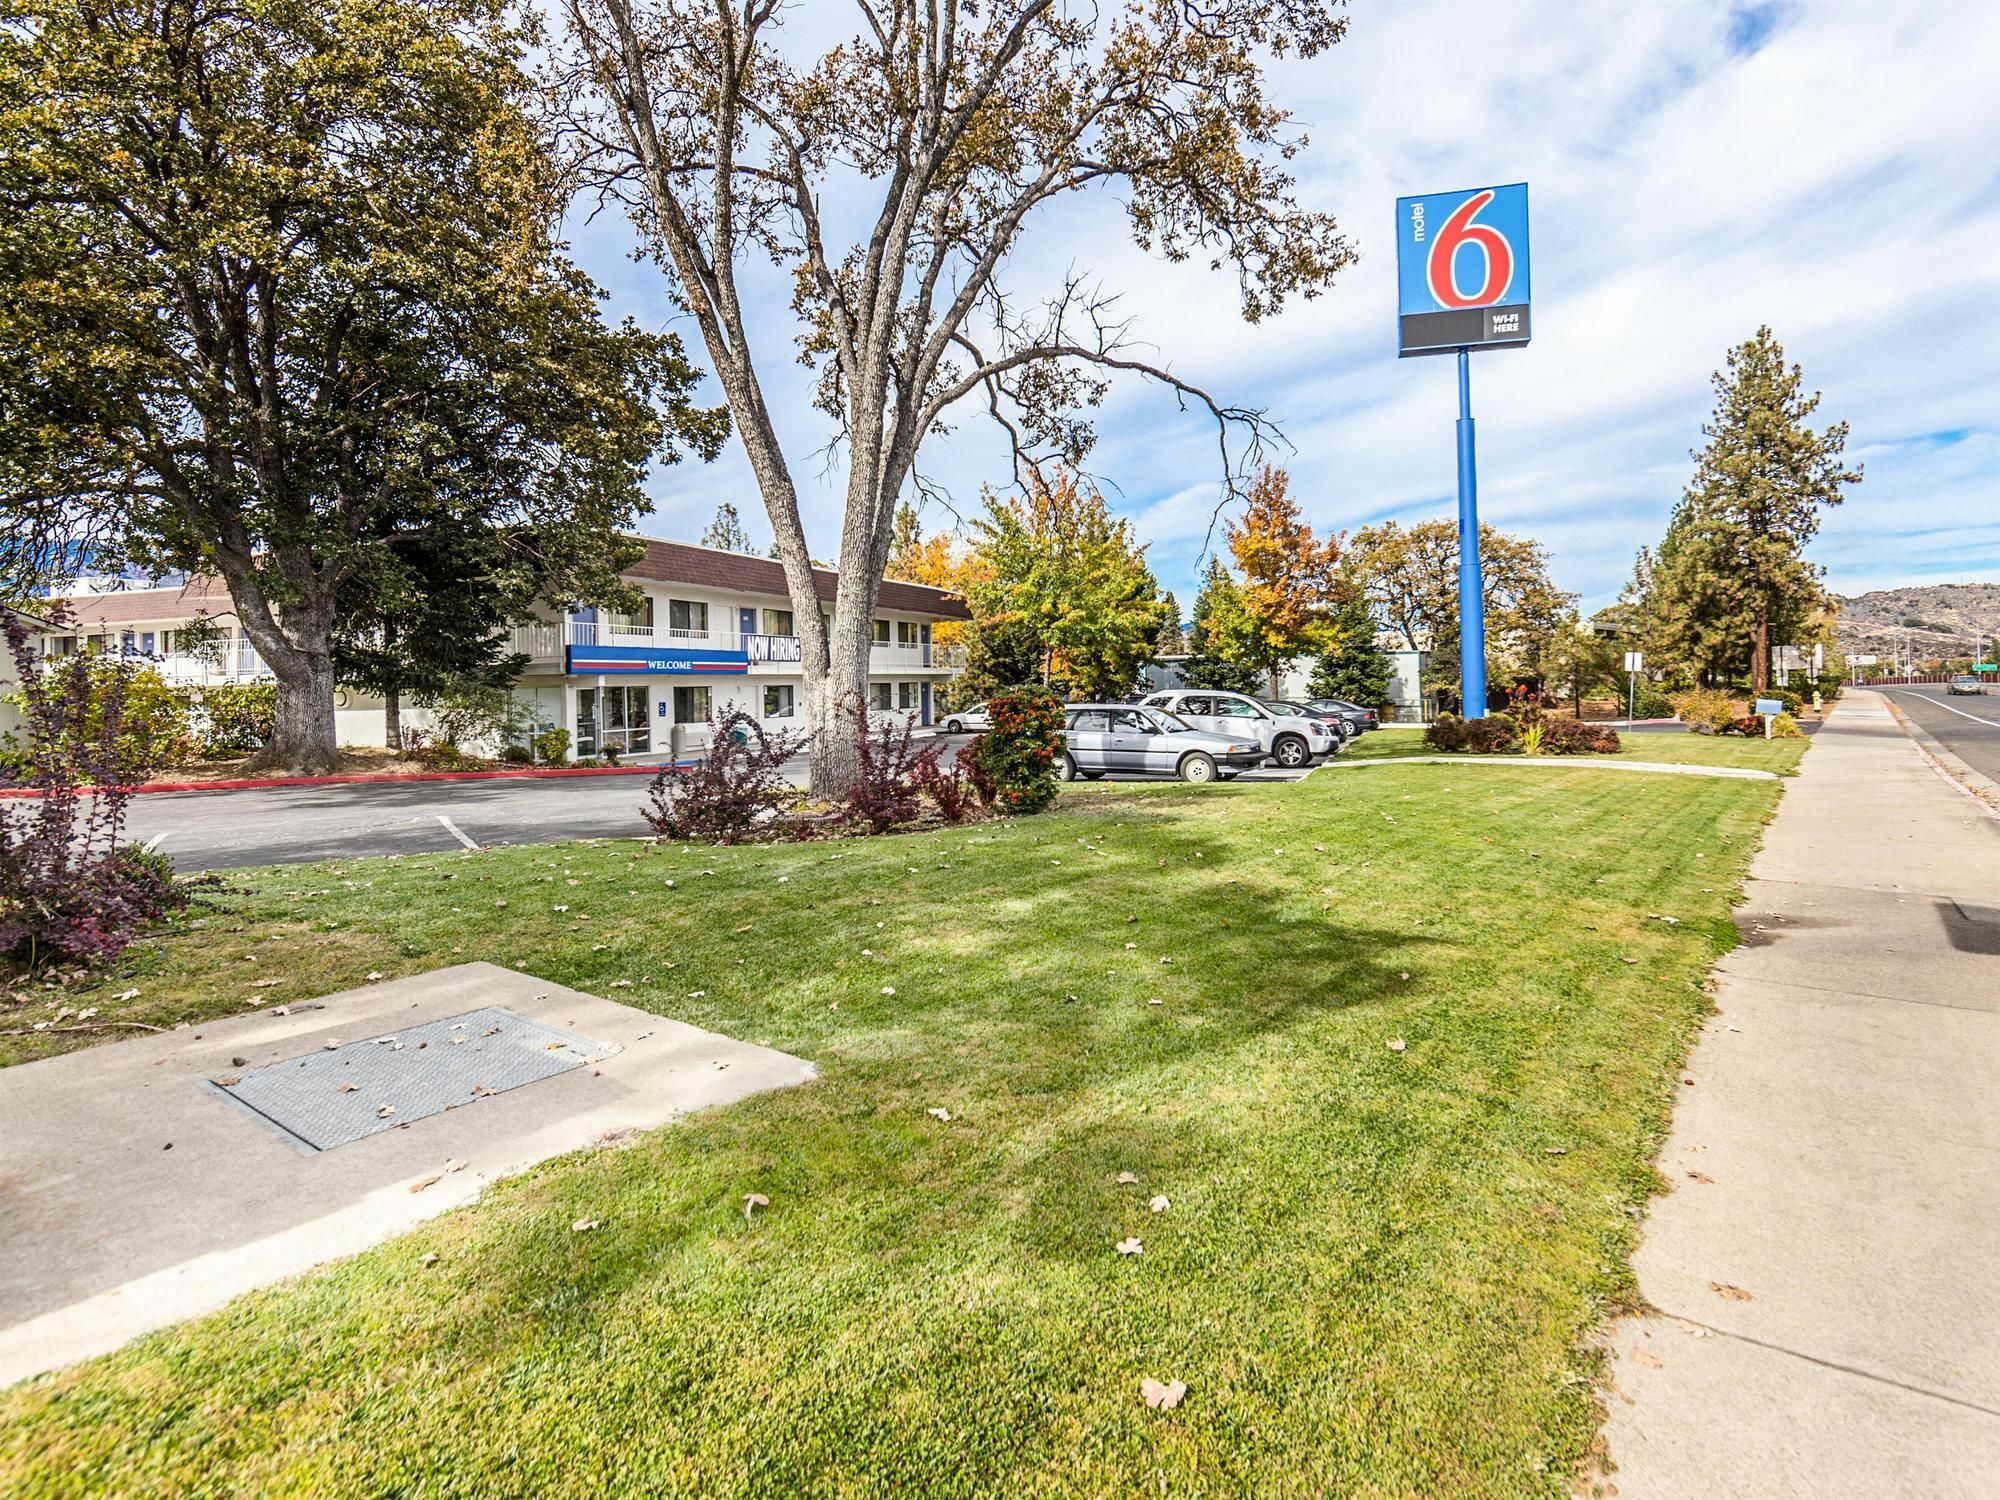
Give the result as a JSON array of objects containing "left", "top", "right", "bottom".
[
  {"left": 0, "top": 761, "right": 695, "bottom": 800},
  {"left": 1873, "top": 690, "right": 2000, "bottom": 821}
]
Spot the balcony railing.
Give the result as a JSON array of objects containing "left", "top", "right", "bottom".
[{"left": 507, "top": 621, "right": 966, "bottom": 672}]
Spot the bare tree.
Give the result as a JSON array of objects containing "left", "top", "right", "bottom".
[{"left": 557, "top": 0, "right": 1355, "bottom": 795}]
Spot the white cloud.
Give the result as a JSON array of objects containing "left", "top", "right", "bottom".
[{"left": 566, "top": 0, "right": 2000, "bottom": 609}]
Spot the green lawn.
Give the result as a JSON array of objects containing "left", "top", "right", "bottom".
[
  {"left": 1346, "top": 723, "right": 1811, "bottom": 775},
  {"left": 1, "top": 750, "right": 1793, "bottom": 1496}
]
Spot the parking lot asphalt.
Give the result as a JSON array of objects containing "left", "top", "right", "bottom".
[
  {"left": 124, "top": 733, "right": 1321, "bottom": 871},
  {"left": 1876, "top": 685, "right": 2000, "bottom": 785}
]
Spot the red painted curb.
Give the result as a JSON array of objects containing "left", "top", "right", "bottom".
[{"left": 0, "top": 762, "right": 692, "bottom": 799}]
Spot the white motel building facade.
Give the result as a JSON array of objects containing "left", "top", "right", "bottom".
[{"left": 28, "top": 538, "right": 972, "bottom": 758}]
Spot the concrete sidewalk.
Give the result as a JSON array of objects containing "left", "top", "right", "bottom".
[{"left": 1599, "top": 692, "right": 2000, "bottom": 1497}]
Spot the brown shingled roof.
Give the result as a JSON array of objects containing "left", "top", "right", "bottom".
[
  {"left": 627, "top": 538, "right": 971, "bottom": 620},
  {"left": 41, "top": 578, "right": 236, "bottom": 629}
]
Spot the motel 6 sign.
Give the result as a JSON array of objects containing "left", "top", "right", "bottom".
[{"left": 1394, "top": 183, "right": 1532, "bottom": 357}]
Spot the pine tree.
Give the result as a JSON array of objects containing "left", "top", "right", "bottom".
[
  {"left": 700, "top": 502, "right": 754, "bottom": 553},
  {"left": 1305, "top": 594, "right": 1393, "bottom": 708},
  {"left": 1154, "top": 592, "right": 1190, "bottom": 657},
  {"left": 1182, "top": 557, "right": 1262, "bottom": 694},
  {"left": 1642, "top": 328, "right": 1860, "bottom": 692},
  {"left": 887, "top": 502, "right": 923, "bottom": 578}
]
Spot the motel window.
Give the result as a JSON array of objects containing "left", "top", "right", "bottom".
[
  {"left": 897, "top": 681, "right": 918, "bottom": 710},
  {"left": 668, "top": 599, "right": 708, "bottom": 636},
  {"left": 868, "top": 682, "right": 892, "bottom": 711},
  {"left": 763, "top": 684, "right": 796, "bottom": 719},
  {"left": 761, "top": 607, "right": 794, "bottom": 636},
  {"left": 896, "top": 620, "right": 918, "bottom": 647},
  {"left": 673, "top": 685, "right": 712, "bottom": 724},
  {"left": 872, "top": 619, "right": 891, "bottom": 645}
]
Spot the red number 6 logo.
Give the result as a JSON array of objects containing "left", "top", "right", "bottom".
[{"left": 1426, "top": 190, "right": 1514, "bottom": 309}]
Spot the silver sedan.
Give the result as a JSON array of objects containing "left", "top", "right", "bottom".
[{"left": 1059, "top": 704, "right": 1266, "bottom": 784}]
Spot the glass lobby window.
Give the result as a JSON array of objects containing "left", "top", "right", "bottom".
[{"left": 580, "top": 686, "right": 651, "bottom": 755}]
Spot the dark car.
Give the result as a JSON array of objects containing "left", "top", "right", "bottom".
[{"left": 1300, "top": 697, "right": 1380, "bottom": 734}]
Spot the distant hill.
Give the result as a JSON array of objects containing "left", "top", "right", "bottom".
[{"left": 1835, "top": 582, "right": 2000, "bottom": 662}]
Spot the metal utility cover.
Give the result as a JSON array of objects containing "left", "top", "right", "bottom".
[{"left": 213, "top": 1007, "right": 617, "bottom": 1151}]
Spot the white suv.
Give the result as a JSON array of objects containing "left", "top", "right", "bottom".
[{"left": 1140, "top": 690, "right": 1338, "bottom": 768}]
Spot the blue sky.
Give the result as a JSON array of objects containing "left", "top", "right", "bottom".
[{"left": 567, "top": 0, "right": 2000, "bottom": 617}]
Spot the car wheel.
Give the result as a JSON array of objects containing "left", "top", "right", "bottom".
[
  {"left": 1178, "top": 751, "right": 1218, "bottom": 784},
  {"left": 1272, "top": 734, "right": 1309, "bottom": 768},
  {"left": 946, "top": 718, "right": 963, "bottom": 733},
  {"left": 1057, "top": 752, "right": 1078, "bottom": 781}
]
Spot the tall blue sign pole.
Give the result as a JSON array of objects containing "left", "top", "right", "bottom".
[
  {"left": 1455, "top": 349, "right": 1486, "bottom": 716},
  {"left": 1394, "top": 184, "right": 1531, "bottom": 719}
]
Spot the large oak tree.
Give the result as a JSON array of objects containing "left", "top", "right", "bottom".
[
  {"left": 557, "top": 0, "right": 1355, "bottom": 793},
  {"left": 0, "top": 0, "right": 724, "bottom": 772}
]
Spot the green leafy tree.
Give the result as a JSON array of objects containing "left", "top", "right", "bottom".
[
  {"left": 963, "top": 470, "right": 1162, "bottom": 701},
  {"left": 1181, "top": 557, "right": 1262, "bottom": 694},
  {"left": 699, "top": 502, "right": 754, "bottom": 553},
  {"left": 1348, "top": 519, "right": 1574, "bottom": 679},
  {"left": 1306, "top": 595, "right": 1393, "bottom": 708},
  {"left": 558, "top": 1, "right": 1355, "bottom": 796},
  {"left": 1154, "top": 592, "right": 1190, "bottom": 658},
  {"left": 0, "top": 0, "right": 724, "bottom": 773},
  {"left": 1637, "top": 328, "right": 1860, "bottom": 692},
  {"left": 1536, "top": 614, "right": 1624, "bottom": 714}
]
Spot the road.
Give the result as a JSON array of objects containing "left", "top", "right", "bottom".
[
  {"left": 126, "top": 734, "right": 1317, "bottom": 870},
  {"left": 1875, "top": 684, "right": 2000, "bottom": 784}
]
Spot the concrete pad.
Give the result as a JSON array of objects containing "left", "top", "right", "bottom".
[
  {"left": 1603, "top": 1316, "right": 2000, "bottom": 1500},
  {"left": 0, "top": 962, "right": 814, "bottom": 1386},
  {"left": 1600, "top": 693, "right": 2000, "bottom": 1493}
]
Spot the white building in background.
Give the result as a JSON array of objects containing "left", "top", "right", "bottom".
[{"left": 24, "top": 539, "right": 971, "bottom": 757}]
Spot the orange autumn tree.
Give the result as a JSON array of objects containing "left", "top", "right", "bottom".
[
  {"left": 1225, "top": 466, "right": 1345, "bottom": 696},
  {"left": 886, "top": 506, "right": 987, "bottom": 653}
]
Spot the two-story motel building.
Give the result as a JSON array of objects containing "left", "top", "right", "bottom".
[{"left": 29, "top": 538, "right": 971, "bottom": 757}]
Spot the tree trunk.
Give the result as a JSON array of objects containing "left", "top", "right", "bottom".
[
  {"left": 1751, "top": 605, "right": 1770, "bottom": 696},
  {"left": 212, "top": 551, "right": 343, "bottom": 776},
  {"left": 384, "top": 688, "right": 402, "bottom": 749},
  {"left": 1269, "top": 665, "right": 1283, "bottom": 699},
  {"left": 807, "top": 606, "right": 874, "bottom": 800},
  {"left": 247, "top": 647, "right": 340, "bottom": 774}
]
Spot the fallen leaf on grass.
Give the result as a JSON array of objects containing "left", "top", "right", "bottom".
[
  {"left": 881, "top": 986, "right": 896, "bottom": 996},
  {"left": 1115, "top": 1171, "right": 1139, "bottom": 1185},
  {"left": 114, "top": 988, "right": 140, "bottom": 1001},
  {"left": 571, "top": 1218, "right": 598, "bottom": 1234},
  {"left": 1709, "top": 1282, "right": 1753, "bottom": 1301},
  {"left": 926, "top": 1107, "right": 953, "bottom": 1122},
  {"left": 1387, "top": 1038, "right": 1407, "bottom": 1053},
  {"left": 1148, "top": 1195, "right": 1171, "bottom": 1214},
  {"left": 743, "top": 1192, "right": 769, "bottom": 1223},
  {"left": 608, "top": 980, "right": 633, "bottom": 989},
  {"left": 1115, "top": 1237, "right": 1143, "bottom": 1256},
  {"left": 365, "top": 971, "right": 384, "bottom": 982},
  {"left": 419, "top": 1252, "right": 440, "bottom": 1267},
  {"left": 1139, "top": 1377, "right": 1187, "bottom": 1411}
]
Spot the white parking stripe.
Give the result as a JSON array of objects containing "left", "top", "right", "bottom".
[
  {"left": 1880, "top": 689, "right": 2000, "bottom": 728},
  {"left": 142, "top": 831, "right": 170, "bottom": 853},
  {"left": 436, "top": 814, "right": 480, "bottom": 850}
]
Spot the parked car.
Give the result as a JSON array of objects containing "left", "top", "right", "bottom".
[
  {"left": 1268, "top": 699, "right": 1364, "bottom": 741},
  {"left": 1059, "top": 703, "right": 1266, "bottom": 784},
  {"left": 1301, "top": 696, "right": 1381, "bottom": 733},
  {"left": 1138, "top": 689, "right": 1338, "bottom": 767},
  {"left": 1948, "top": 675, "right": 1986, "bottom": 696},
  {"left": 942, "top": 702, "right": 991, "bottom": 732}
]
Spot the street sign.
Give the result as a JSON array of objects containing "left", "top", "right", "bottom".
[
  {"left": 1395, "top": 183, "right": 1532, "bottom": 358},
  {"left": 1623, "top": 651, "right": 1644, "bottom": 672}
]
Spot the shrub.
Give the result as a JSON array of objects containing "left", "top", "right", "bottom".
[
  {"left": 190, "top": 682, "right": 276, "bottom": 757},
  {"left": 967, "top": 686, "right": 1065, "bottom": 814},
  {"left": 1, "top": 618, "right": 210, "bottom": 973},
  {"left": 1770, "top": 712, "right": 1804, "bottom": 739},
  {"left": 1519, "top": 721, "right": 1546, "bottom": 757},
  {"left": 1423, "top": 714, "right": 1468, "bottom": 752},
  {"left": 532, "top": 727, "right": 570, "bottom": 765},
  {"left": 413, "top": 743, "right": 484, "bottom": 772},
  {"left": 418, "top": 680, "right": 514, "bottom": 750},
  {"left": 842, "top": 699, "right": 939, "bottom": 833},
  {"left": 498, "top": 744, "right": 534, "bottom": 766},
  {"left": 915, "top": 744, "right": 981, "bottom": 823},
  {"left": 1722, "top": 714, "right": 1766, "bottom": 737},
  {"left": 1631, "top": 682, "right": 1674, "bottom": 719},
  {"left": 1463, "top": 715, "right": 1518, "bottom": 754},
  {"left": 643, "top": 706, "right": 805, "bottom": 844},
  {"left": 1668, "top": 686, "right": 1736, "bottom": 735},
  {"left": 1542, "top": 717, "right": 1621, "bottom": 755}
]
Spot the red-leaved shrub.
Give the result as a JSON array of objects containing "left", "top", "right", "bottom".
[{"left": 643, "top": 707, "right": 804, "bottom": 843}]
